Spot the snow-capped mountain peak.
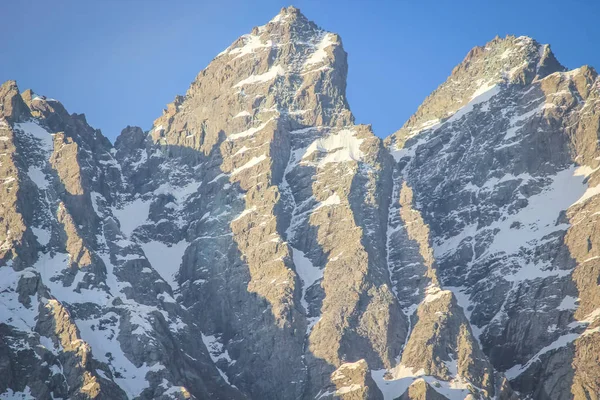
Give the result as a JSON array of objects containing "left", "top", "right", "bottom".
[{"left": 2, "top": 8, "right": 600, "bottom": 400}]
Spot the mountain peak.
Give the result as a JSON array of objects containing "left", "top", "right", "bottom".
[
  {"left": 146, "top": 5, "right": 353, "bottom": 154},
  {"left": 220, "top": 5, "right": 325, "bottom": 58},
  {"left": 389, "top": 34, "right": 567, "bottom": 144},
  {"left": 273, "top": 5, "right": 303, "bottom": 21},
  {"left": 456, "top": 34, "right": 565, "bottom": 81},
  {"left": 261, "top": 6, "right": 309, "bottom": 29},
  {"left": 5, "top": 9, "right": 600, "bottom": 400}
]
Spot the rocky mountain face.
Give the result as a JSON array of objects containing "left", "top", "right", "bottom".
[{"left": 1, "top": 6, "right": 599, "bottom": 400}]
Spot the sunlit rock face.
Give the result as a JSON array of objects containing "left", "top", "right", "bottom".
[
  {"left": 387, "top": 35, "right": 600, "bottom": 399},
  {"left": 1, "top": 6, "right": 600, "bottom": 400}
]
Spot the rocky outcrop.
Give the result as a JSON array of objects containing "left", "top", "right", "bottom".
[
  {"left": 0, "top": 81, "right": 30, "bottom": 122},
  {"left": 36, "top": 298, "right": 128, "bottom": 399},
  {"left": 331, "top": 360, "right": 383, "bottom": 400},
  {"left": 397, "top": 379, "right": 448, "bottom": 400},
  {"left": 50, "top": 133, "right": 85, "bottom": 196},
  {"left": 0, "top": 119, "right": 28, "bottom": 266}
]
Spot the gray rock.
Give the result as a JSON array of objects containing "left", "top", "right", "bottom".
[{"left": 1, "top": 9, "right": 600, "bottom": 400}]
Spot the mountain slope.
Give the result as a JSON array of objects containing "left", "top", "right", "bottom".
[
  {"left": 386, "top": 35, "right": 600, "bottom": 399},
  {"left": 1, "top": 6, "right": 600, "bottom": 400}
]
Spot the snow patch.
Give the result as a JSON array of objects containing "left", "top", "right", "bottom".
[
  {"left": 488, "top": 167, "right": 586, "bottom": 261},
  {"left": 32, "top": 227, "right": 51, "bottom": 246},
  {"left": 201, "top": 334, "right": 235, "bottom": 386},
  {"left": 503, "top": 103, "right": 544, "bottom": 140},
  {"left": 228, "top": 34, "right": 273, "bottom": 60},
  {"left": 447, "top": 83, "right": 500, "bottom": 123},
  {"left": 14, "top": 121, "right": 54, "bottom": 151},
  {"left": 140, "top": 240, "right": 188, "bottom": 291},
  {"left": 77, "top": 312, "right": 164, "bottom": 398},
  {"left": 423, "top": 285, "right": 450, "bottom": 303},
  {"left": 304, "top": 33, "right": 335, "bottom": 67},
  {"left": 232, "top": 206, "right": 256, "bottom": 222},
  {"left": 557, "top": 295, "right": 578, "bottom": 310},
  {"left": 372, "top": 369, "right": 474, "bottom": 400},
  {"left": 231, "top": 154, "right": 267, "bottom": 175},
  {"left": 574, "top": 183, "right": 600, "bottom": 205},
  {"left": 574, "top": 165, "right": 600, "bottom": 178},
  {"left": 390, "top": 137, "right": 428, "bottom": 163},
  {"left": 0, "top": 265, "right": 39, "bottom": 332},
  {"left": 233, "top": 110, "right": 251, "bottom": 118},
  {"left": 153, "top": 180, "right": 202, "bottom": 206},
  {"left": 37, "top": 252, "right": 109, "bottom": 305},
  {"left": 435, "top": 166, "right": 589, "bottom": 282},
  {"left": 315, "top": 194, "right": 340, "bottom": 210},
  {"left": 291, "top": 247, "right": 322, "bottom": 311},
  {"left": 233, "top": 65, "right": 285, "bottom": 88},
  {"left": 227, "top": 118, "right": 273, "bottom": 141},
  {"left": 27, "top": 166, "right": 50, "bottom": 189},
  {"left": 90, "top": 192, "right": 103, "bottom": 216},
  {"left": 113, "top": 198, "right": 151, "bottom": 237},
  {"left": 303, "top": 129, "right": 364, "bottom": 166},
  {"left": 0, "top": 387, "right": 34, "bottom": 399}
]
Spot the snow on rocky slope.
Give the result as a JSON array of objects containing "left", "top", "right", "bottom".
[{"left": 1, "top": 6, "right": 600, "bottom": 400}]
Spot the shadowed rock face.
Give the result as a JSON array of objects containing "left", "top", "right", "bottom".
[
  {"left": 1, "top": 6, "right": 600, "bottom": 400},
  {"left": 387, "top": 35, "right": 600, "bottom": 400}
]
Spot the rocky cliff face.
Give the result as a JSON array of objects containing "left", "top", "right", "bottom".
[
  {"left": 387, "top": 35, "right": 600, "bottom": 399},
  {"left": 1, "top": 6, "right": 599, "bottom": 400}
]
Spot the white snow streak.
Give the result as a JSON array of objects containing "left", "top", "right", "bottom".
[
  {"left": 303, "top": 129, "right": 364, "bottom": 166},
  {"left": 291, "top": 247, "right": 322, "bottom": 311},
  {"left": 234, "top": 65, "right": 285, "bottom": 88}
]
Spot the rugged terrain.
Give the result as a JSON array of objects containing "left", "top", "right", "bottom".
[{"left": 1, "top": 6, "right": 600, "bottom": 400}]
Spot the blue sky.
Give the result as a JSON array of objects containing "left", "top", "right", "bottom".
[{"left": 2, "top": 0, "right": 599, "bottom": 141}]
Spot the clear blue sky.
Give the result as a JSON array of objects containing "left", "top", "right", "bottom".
[{"left": 2, "top": 0, "right": 599, "bottom": 141}]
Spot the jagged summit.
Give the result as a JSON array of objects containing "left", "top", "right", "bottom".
[
  {"left": 456, "top": 35, "right": 565, "bottom": 82},
  {"left": 274, "top": 5, "right": 303, "bottom": 20},
  {"left": 140, "top": 5, "right": 354, "bottom": 157},
  {"left": 215, "top": 6, "right": 319, "bottom": 59},
  {"left": 1, "top": 81, "right": 96, "bottom": 131},
  {"left": 256, "top": 5, "right": 315, "bottom": 35},
  {"left": 388, "top": 35, "right": 568, "bottom": 146}
]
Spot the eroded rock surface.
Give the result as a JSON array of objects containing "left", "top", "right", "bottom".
[{"left": 1, "top": 7, "right": 600, "bottom": 400}]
